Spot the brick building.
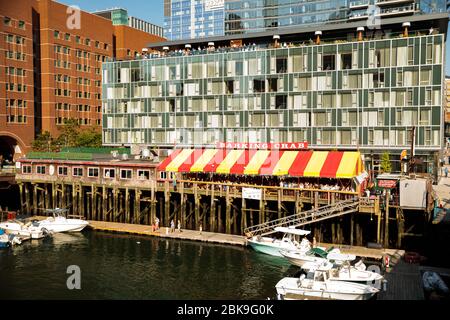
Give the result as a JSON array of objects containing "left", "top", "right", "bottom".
[{"left": 0, "top": 0, "right": 164, "bottom": 161}]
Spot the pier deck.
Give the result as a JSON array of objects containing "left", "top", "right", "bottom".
[
  {"left": 378, "top": 251, "right": 425, "bottom": 300},
  {"left": 87, "top": 220, "right": 247, "bottom": 246}
]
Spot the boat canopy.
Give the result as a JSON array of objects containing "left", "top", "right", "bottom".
[
  {"left": 274, "top": 227, "right": 311, "bottom": 236},
  {"left": 158, "top": 149, "right": 364, "bottom": 179}
]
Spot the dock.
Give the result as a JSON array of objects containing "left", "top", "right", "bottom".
[
  {"left": 378, "top": 251, "right": 425, "bottom": 300},
  {"left": 87, "top": 220, "right": 247, "bottom": 246}
]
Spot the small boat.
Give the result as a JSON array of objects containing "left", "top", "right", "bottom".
[
  {"left": 0, "top": 220, "right": 51, "bottom": 239},
  {"left": 280, "top": 249, "right": 327, "bottom": 268},
  {"left": 247, "top": 227, "right": 311, "bottom": 257},
  {"left": 0, "top": 229, "right": 22, "bottom": 248},
  {"left": 38, "top": 208, "right": 89, "bottom": 233},
  {"left": 275, "top": 265, "right": 379, "bottom": 300},
  {"left": 306, "top": 260, "right": 384, "bottom": 284},
  {"left": 280, "top": 245, "right": 340, "bottom": 268}
]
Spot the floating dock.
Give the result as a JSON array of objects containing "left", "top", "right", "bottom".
[{"left": 88, "top": 220, "right": 247, "bottom": 246}]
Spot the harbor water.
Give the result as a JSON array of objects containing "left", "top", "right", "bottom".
[{"left": 0, "top": 231, "right": 292, "bottom": 299}]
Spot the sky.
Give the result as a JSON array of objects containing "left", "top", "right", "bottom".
[
  {"left": 59, "top": 1, "right": 450, "bottom": 76},
  {"left": 59, "top": 0, "right": 165, "bottom": 26}
]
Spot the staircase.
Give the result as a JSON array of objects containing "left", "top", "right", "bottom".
[{"left": 244, "top": 198, "right": 360, "bottom": 238}]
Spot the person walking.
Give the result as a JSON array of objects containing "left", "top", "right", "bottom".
[
  {"left": 445, "top": 166, "right": 449, "bottom": 178},
  {"left": 170, "top": 219, "right": 175, "bottom": 233}
]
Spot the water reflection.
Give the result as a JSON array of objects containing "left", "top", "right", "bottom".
[{"left": 1, "top": 231, "right": 289, "bottom": 300}]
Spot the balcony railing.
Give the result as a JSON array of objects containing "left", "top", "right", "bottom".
[
  {"left": 375, "top": 0, "right": 414, "bottom": 5},
  {"left": 349, "top": 0, "right": 370, "bottom": 9}
]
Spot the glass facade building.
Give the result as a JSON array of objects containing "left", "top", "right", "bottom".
[
  {"left": 164, "top": 0, "right": 225, "bottom": 40},
  {"left": 102, "top": 32, "right": 444, "bottom": 158},
  {"left": 225, "top": 0, "right": 447, "bottom": 35}
]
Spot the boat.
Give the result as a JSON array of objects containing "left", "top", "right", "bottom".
[
  {"left": 275, "top": 264, "right": 379, "bottom": 300},
  {"left": 0, "top": 219, "right": 51, "bottom": 239},
  {"left": 303, "top": 260, "right": 384, "bottom": 285},
  {"left": 0, "top": 229, "right": 22, "bottom": 248},
  {"left": 247, "top": 227, "right": 311, "bottom": 257},
  {"left": 37, "top": 208, "right": 89, "bottom": 233},
  {"left": 280, "top": 249, "right": 327, "bottom": 267},
  {"left": 280, "top": 246, "right": 339, "bottom": 268}
]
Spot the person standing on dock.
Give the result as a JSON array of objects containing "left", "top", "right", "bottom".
[
  {"left": 177, "top": 220, "right": 181, "bottom": 233},
  {"left": 199, "top": 224, "right": 202, "bottom": 235},
  {"left": 155, "top": 217, "right": 160, "bottom": 231},
  {"left": 445, "top": 167, "right": 449, "bottom": 178},
  {"left": 170, "top": 219, "right": 175, "bottom": 233}
]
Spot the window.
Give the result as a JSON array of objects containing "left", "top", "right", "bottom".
[
  {"left": 323, "top": 55, "right": 335, "bottom": 70},
  {"left": 73, "top": 167, "right": 83, "bottom": 177},
  {"left": 137, "top": 170, "right": 150, "bottom": 180},
  {"left": 19, "top": 20, "right": 25, "bottom": 29},
  {"left": 4, "top": 17, "right": 11, "bottom": 26},
  {"left": 95, "top": 41, "right": 100, "bottom": 48},
  {"left": 85, "top": 38, "right": 90, "bottom": 46},
  {"left": 36, "top": 166, "right": 46, "bottom": 175},
  {"left": 104, "top": 168, "right": 115, "bottom": 178},
  {"left": 120, "top": 169, "right": 132, "bottom": 179},
  {"left": 88, "top": 167, "right": 99, "bottom": 177},
  {"left": 58, "top": 166, "right": 68, "bottom": 176},
  {"left": 65, "top": 33, "right": 70, "bottom": 41},
  {"left": 75, "top": 36, "right": 80, "bottom": 44},
  {"left": 159, "top": 171, "right": 167, "bottom": 180},
  {"left": 22, "top": 165, "right": 32, "bottom": 174},
  {"left": 6, "top": 34, "right": 13, "bottom": 43},
  {"left": 54, "top": 30, "right": 60, "bottom": 38},
  {"left": 341, "top": 53, "right": 352, "bottom": 70}
]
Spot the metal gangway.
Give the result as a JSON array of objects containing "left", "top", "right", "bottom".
[{"left": 244, "top": 198, "right": 360, "bottom": 238}]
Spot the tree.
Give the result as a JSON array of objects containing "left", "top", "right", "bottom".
[
  {"left": 57, "top": 118, "right": 80, "bottom": 148},
  {"left": 76, "top": 128, "right": 102, "bottom": 147},
  {"left": 380, "top": 152, "right": 392, "bottom": 173},
  {"left": 32, "top": 131, "right": 57, "bottom": 152}
]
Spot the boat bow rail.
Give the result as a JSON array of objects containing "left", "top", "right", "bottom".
[{"left": 244, "top": 198, "right": 359, "bottom": 238}]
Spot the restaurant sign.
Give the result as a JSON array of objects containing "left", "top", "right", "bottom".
[
  {"left": 242, "top": 188, "right": 262, "bottom": 200},
  {"left": 216, "top": 142, "right": 309, "bottom": 150},
  {"left": 377, "top": 179, "right": 398, "bottom": 189}
]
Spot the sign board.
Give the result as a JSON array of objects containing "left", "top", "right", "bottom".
[
  {"left": 205, "top": 0, "right": 224, "bottom": 11},
  {"left": 242, "top": 188, "right": 262, "bottom": 200},
  {"left": 377, "top": 179, "right": 397, "bottom": 189},
  {"left": 216, "top": 142, "right": 309, "bottom": 150}
]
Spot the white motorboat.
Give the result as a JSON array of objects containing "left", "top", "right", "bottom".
[
  {"left": 247, "top": 227, "right": 311, "bottom": 257},
  {"left": 0, "top": 220, "right": 50, "bottom": 239},
  {"left": 280, "top": 249, "right": 327, "bottom": 267},
  {"left": 38, "top": 208, "right": 89, "bottom": 233},
  {"left": 303, "top": 260, "right": 384, "bottom": 285},
  {"left": 275, "top": 266, "right": 379, "bottom": 300}
]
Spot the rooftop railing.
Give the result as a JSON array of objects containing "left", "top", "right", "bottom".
[{"left": 105, "top": 28, "right": 441, "bottom": 64}]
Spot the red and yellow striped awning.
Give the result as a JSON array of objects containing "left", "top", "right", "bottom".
[{"left": 157, "top": 149, "right": 363, "bottom": 179}]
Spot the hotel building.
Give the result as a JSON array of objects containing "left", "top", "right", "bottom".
[{"left": 102, "top": 11, "right": 448, "bottom": 173}]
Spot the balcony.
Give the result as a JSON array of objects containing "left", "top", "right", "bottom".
[
  {"left": 349, "top": 0, "right": 370, "bottom": 9},
  {"left": 375, "top": 0, "right": 415, "bottom": 6},
  {"left": 376, "top": 4, "right": 416, "bottom": 17},
  {"left": 348, "top": 12, "right": 369, "bottom": 20}
]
